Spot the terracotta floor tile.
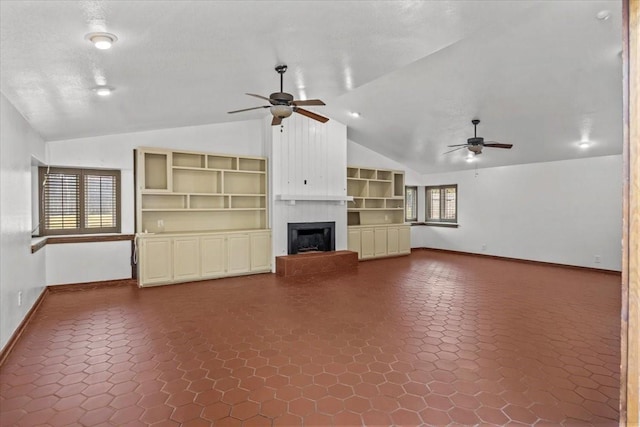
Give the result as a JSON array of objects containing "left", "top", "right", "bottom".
[{"left": 0, "top": 251, "right": 620, "bottom": 426}]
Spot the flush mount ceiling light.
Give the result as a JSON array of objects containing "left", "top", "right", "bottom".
[
  {"left": 578, "top": 141, "right": 590, "bottom": 148},
  {"left": 93, "top": 86, "right": 114, "bottom": 96},
  {"left": 349, "top": 112, "right": 361, "bottom": 118},
  {"left": 596, "top": 10, "right": 611, "bottom": 21},
  {"left": 85, "top": 32, "right": 118, "bottom": 49}
]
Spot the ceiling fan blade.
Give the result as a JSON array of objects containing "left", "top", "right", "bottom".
[
  {"left": 442, "top": 147, "right": 467, "bottom": 155},
  {"left": 294, "top": 107, "right": 329, "bottom": 123},
  {"left": 271, "top": 116, "right": 282, "bottom": 126},
  {"left": 484, "top": 142, "right": 513, "bottom": 149},
  {"left": 246, "top": 93, "right": 273, "bottom": 102},
  {"left": 292, "top": 99, "right": 326, "bottom": 106},
  {"left": 228, "top": 105, "right": 270, "bottom": 114},
  {"left": 447, "top": 143, "right": 470, "bottom": 147}
]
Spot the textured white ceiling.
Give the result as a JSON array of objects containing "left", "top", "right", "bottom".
[{"left": 0, "top": 1, "right": 623, "bottom": 173}]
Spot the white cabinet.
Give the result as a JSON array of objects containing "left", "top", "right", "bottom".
[
  {"left": 251, "top": 232, "right": 271, "bottom": 272},
  {"left": 201, "top": 235, "right": 226, "bottom": 278},
  {"left": 347, "top": 224, "right": 411, "bottom": 260},
  {"left": 138, "top": 230, "right": 271, "bottom": 287},
  {"left": 398, "top": 226, "right": 411, "bottom": 254},
  {"left": 387, "top": 227, "right": 399, "bottom": 255},
  {"left": 135, "top": 147, "right": 271, "bottom": 287},
  {"left": 227, "top": 234, "right": 251, "bottom": 275},
  {"left": 374, "top": 228, "right": 388, "bottom": 256},
  {"left": 360, "top": 228, "right": 375, "bottom": 259},
  {"left": 173, "top": 237, "right": 200, "bottom": 281},
  {"left": 140, "top": 237, "right": 173, "bottom": 285},
  {"left": 347, "top": 228, "right": 361, "bottom": 255}
]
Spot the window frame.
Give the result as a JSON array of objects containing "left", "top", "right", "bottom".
[
  {"left": 405, "top": 185, "right": 418, "bottom": 222},
  {"left": 38, "top": 167, "right": 121, "bottom": 236},
  {"left": 425, "top": 184, "right": 458, "bottom": 226}
]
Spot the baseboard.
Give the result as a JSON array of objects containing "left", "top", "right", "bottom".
[
  {"left": 0, "top": 287, "right": 49, "bottom": 367},
  {"left": 47, "top": 278, "right": 137, "bottom": 293},
  {"left": 413, "top": 247, "right": 622, "bottom": 275}
]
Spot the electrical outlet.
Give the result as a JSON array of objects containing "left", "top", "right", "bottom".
[
  {"left": 481, "top": 244, "right": 487, "bottom": 251},
  {"left": 18, "top": 291, "right": 22, "bottom": 307},
  {"left": 594, "top": 255, "right": 601, "bottom": 263},
  {"left": 157, "top": 219, "right": 164, "bottom": 228}
]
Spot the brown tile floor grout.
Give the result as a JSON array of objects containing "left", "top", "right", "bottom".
[{"left": 0, "top": 251, "right": 620, "bottom": 426}]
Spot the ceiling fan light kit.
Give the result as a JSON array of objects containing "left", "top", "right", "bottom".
[{"left": 228, "top": 64, "right": 329, "bottom": 125}]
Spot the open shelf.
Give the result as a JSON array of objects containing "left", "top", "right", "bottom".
[
  {"left": 238, "top": 158, "right": 266, "bottom": 172},
  {"left": 173, "top": 169, "right": 221, "bottom": 194},
  {"left": 137, "top": 148, "right": 269, "bottom": 234},
  {"left": 347, "top": 165, "right": 406, "bottom": 227},
  {"left": 144, "top": 152, "right": 169, "bottom": 190},
  {"left": 142, "top": 194, "right": 186, "bottom": 209},
  {"left": 208, "top": 155, "right": 237, "bottom": 170},
  {"left": 173, "top": 152, "right": 205, "bottom": 168}
]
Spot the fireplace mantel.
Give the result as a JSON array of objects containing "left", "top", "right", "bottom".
[{"left": 275, "top": 194, "right": 353, "bottom": 205}]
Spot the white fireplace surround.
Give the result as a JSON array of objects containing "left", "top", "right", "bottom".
[{"left": 266, "top": 114, "right": 349, "bottom": 263}]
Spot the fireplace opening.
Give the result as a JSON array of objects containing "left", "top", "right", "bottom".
[{"left": 288, "top": 222, "right": 335, "bottom": 255}]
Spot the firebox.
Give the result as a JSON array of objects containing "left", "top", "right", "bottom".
[{"left": 287, "top": 222, "right": 335, "bottom": 255}]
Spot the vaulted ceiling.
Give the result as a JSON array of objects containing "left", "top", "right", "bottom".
[{"left": 0, "top": 1, "right": 623, "bottom": 173}]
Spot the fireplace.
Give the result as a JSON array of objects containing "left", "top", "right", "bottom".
[{"left": 287, "top": 222, "right": 335, "bottom": 255}]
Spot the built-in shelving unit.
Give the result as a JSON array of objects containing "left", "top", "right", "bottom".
[
  {"left": 346, "top": 166, "right": 405, "bottom": 226},
  {"left": 346, "top": 166, "right": 410, "bottom": 259},
  {"left": 137, "top": 148, "right": 268, "bottom": 234},
  {"left": 135, "top": 147, "right": 271, "bottom": 287}
]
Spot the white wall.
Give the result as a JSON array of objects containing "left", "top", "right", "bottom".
[
  {"left": 0, "top": 93, "right": 46, "bottom": 350},
  {"left": 414, "top": 155, "right": 623, "bottom": 271},
  {"left": 268, "top": 115, "right": 348, "bottom": 258},
  {"left": 347, "top": 140, "right": 422, "bottom": 185},
  {"left": 45, "top": 119, "right": 264, "bottom": 285}
]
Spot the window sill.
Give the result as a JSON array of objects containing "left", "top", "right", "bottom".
[
  {"left": 31, "top": 234, "right": 135, "bottom": 253},
  {"left": 410, "top": 222, "right": 459, "bottom": 228}
]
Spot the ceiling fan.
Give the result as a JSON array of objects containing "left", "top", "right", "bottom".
[
  {"left": 444, "top": 119, "right": 513, "bottom": 155},
  {"left": 228, "top": 65, "right": 329, "bottom": 126}
]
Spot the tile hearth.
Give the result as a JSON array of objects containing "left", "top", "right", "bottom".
[{"left": 275, "top": 250, "right": 358, "bottom": 277}]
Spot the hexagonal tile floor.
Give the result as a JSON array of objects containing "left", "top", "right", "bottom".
[{"left": 0, "top": 250, "right": 620, "bottom": 426}]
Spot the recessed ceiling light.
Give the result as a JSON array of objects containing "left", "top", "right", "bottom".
[
  {"left": 85, "top": 32, "right": 118, "bottom": 49},
  {"left": 93, "top": 86, "right": 114, "bottom": 96},
  {"left": 349, "top": 112, "right": 361, "bottom": 118},
  {"left": 596, "top": 10, "right": 611, "bottom": 21}
]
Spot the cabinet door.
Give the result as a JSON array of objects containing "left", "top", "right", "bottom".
[
  {"left": 374, "top": 227, "right": 388, "bottom": 256},
  {"left": 141, "top": 238, "right": 173, "bottom": 286},
  {"left": 227, "top": 234, "right": 251, "bottom": 274},
  {"left": 399, "top": 226, "right": 411, "bottom": 254},
  {"left": 360, "top": 228, "right": 374, "bottom": 259},
  {"left": 347, "top": 228, "right": 361, "bottom": 259},
  {"left": 201, "top": 235, "right": 226, "bottom": 278},
  {"left": 387, "top": 227, "right": 399, "bottom": 255},
  {"left": 173, "top": 237, "right": 200, "bottom": 281},
  {"left": 250, "top": 232, "right": 271, "bottom": 272}
]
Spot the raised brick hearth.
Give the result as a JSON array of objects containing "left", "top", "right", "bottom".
[{"left": 275, "top": 250, "right": 358, "bottom": 277}]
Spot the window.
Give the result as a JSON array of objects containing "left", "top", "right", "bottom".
[
  {"left": 38, "top": 167, "right": 121, "bottom": 235},
  {"left": 405, "top": 186, "right": 417, "bottom": 222},
  {"left": 426, "top": 184, "right": 457, "bottom": 224}
]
